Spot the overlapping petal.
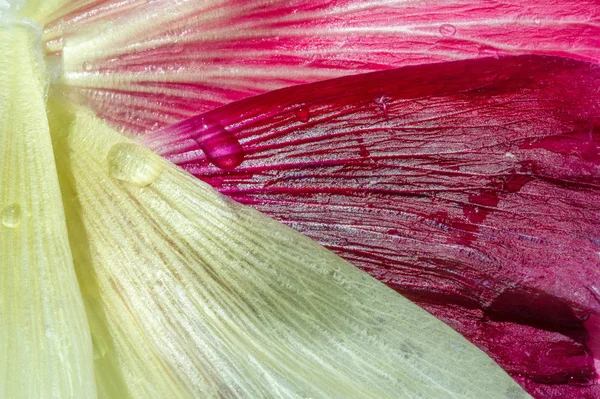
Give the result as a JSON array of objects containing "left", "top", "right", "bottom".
[
  {"left": 144, "top": 55, "right": 600, "bottom": 398},
  {"left": 11, "top": 1, "right": 598, "bottom": 397},
  {"left": 47, "top": 97, "right": 527, "bottom": 398},
  {"left": 0, "top": 26, "right": 96, "bottom": 399},
  {"left": 35, "top": 0, "right": 600, "bottom": 133}
]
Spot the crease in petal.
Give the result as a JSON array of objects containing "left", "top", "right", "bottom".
[
  {"left": 48, "top": 95, "right": 528, "bottom": 399},
  {"left": 144, "top": 55, "right": 600, "bottom": 398}
]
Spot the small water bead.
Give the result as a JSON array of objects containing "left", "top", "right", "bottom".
[
  {"left": 107, "top": 142, "right": 163, "bottom": 187},
  {"left": 295, "top": 107, "right": 310, "bottom": 123},
  {"left": 2, "top": 204, "right": 22, "bottom": 228},
  {"left": 439, "top": 24, "right": 456, "bottom": 37},
  {"left": 82, "top": 61, "right": 92, "bottom": 71},
  {"left": 193, "top": 117, "right": 245, "bottom": 170}
]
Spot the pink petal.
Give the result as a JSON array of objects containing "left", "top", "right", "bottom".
[
  {"left": 144, "top": 55, "right": 600, "bottom": 398},
  {"left": 48, "top": 0, "right": 600, "bottom": 133}
]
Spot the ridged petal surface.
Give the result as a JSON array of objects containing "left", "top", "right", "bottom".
[
  {"left": 34, "top": 0, "right": 600, "bottom": 133},
  {"left": 145, "top": 55, "right": 600, "bottom": 398},
  {"left": 0, "top": 26, "right": 96, "bottom": 399},
  {"left": 48, "top": 97, "right": 528, "bottom": 399}
]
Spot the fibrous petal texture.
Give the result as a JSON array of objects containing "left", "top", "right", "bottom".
[
  {"left": 47, "top": 97, "right": 528, "bottom": 398},
  {"left": 145, "top": 55, "right": 600, "bottom": 398},
  {"left": 32, "top": 0, "right": 600, "bottom": 133},
  {"left": 0, "top": 25, "right": 96, "bottom": 399}
]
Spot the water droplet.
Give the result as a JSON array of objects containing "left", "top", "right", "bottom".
[
  {"left": 439, "top": 24, "right": 456, "bottom": 37},
  {"left": 533, "top": 17, "right": 541, "bottom": 25},
  {"left": 194, "top": 117, "right": 245, "bottom": 170},
  {"left": 2, "top": 204, "right": 22, "bottom": 228},
  {"left": 107, "top": 143, "right": 163, "bottom": 187},
  {"left": 295, "top": 107, "right": 310, "bottom": 123},
  {"left": 82, "top": 61, "right": 92, "bottom": 71}
]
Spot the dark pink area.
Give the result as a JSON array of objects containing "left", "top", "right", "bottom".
[
  {"left": 149, "top": 55, "right": 600, "bottom": 398},
  {"left": 586, "top": 314, "right": 600, "bottom": 372}
]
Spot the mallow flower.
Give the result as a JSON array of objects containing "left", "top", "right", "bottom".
[{"left": 1, "top": 0, "right": 598, "bottom": 398}]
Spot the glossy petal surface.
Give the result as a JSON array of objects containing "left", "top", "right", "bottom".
[
  {"left": 37, "top": 0, "right": 600, "bottom": 133},
  {"left": 145, "top": 55, "right": 600, "bottom": 398}
]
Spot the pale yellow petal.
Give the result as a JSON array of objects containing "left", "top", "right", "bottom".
[
  {"left": 48, "top": 96, "right": 529, "bottom": 399},
  {"left": 22, "top": 0, "right": 97, "bottom": 25},
  {"left": 0, "top": 26, "right": 96, "bottom": 398}
]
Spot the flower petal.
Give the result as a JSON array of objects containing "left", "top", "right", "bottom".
[
  {"left": 144, "top": 55, "right": 600, "bottom": 397},
  {"left": 0, "top": 26, "right": 96, "bottom": 398},
  {"left": 48, "top": 96, "right": 528, "bottom": 398},
  {"left": 40, "top": 0, "right": 600, "bottom": 133}
]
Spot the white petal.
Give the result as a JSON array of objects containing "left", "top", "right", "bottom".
[
  {"left": 0, "top": 26, "right": 96, "bottom": 399},
  {"left": 48, "top": 97, "right": 529, "bottom": 399}
]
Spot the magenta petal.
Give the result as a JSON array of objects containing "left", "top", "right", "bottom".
[
  {"left": 49, "top": 0, "right": 600, "bottom": 133},
  {"left": 146, "top": 55, "right": 600, "bottom": 398}
]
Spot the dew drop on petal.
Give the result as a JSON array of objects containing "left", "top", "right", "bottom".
[
  {"left": 439, "top": 24, "right": 456, "bottom": 37},
  {"left": 107, "top": 142, "right": 163, "bottom": 187},
  {"left": 2, "top": 204, "right": 22, "bottom": 228},
  {"left": 194, "top": 117, "right": 245, "bottom": 170},
  {"left": 295, "top": 107, "right": 310, "bottom": 123},
  {"left": 82, "top": 61, "right": 92, "bottom": 71}
]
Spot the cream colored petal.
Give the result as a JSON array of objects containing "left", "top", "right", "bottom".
[
  {"left": 21, "top": 0, "right": 99, "bottom": 25},
  {"left": 0, "top": 27, "right": 96, "bottom": 398},
  {"left": 48, "top": 97, "right": 529, "bottom": 399}
]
